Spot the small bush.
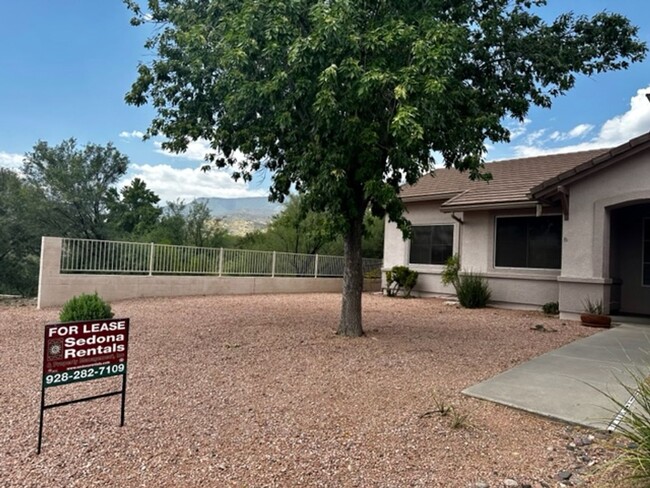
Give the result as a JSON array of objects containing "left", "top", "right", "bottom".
[
  {"left": 542, "top": 301, "right": 559, "bottom": 315},
  {"left": 455, "top": 272, "right": 491, "bottom": 308},
  {"left": 59, "top": 292, "right": 114, "bottom": 322},
  {"left": 385, "top": 265, "right": 418, "bottom": 298},
  {"left": 441, "top": 254, "right": 461, "bottom": 289}
]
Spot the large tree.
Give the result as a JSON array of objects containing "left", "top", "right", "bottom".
[
  {"left": 125, "top": 0, "right": 646, "bottom": 336},
  {"left": 23, "top": 138, "right": 129, "bottom": 240},
  {"left": 107, "top": 177, "right": 162, "bottom": 236},
  {"left": 0, "top": 169, "right": 53, "bottom": 295}
]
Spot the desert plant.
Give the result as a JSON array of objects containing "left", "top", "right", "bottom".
[
  {"left": 385, "top": 265, "right": 418, "bottom": 298},
  {"left": 450, "top": 408, "right": 472, "bottom": 429},
  {"left": 59, "top": 292, "right": 114, "bottom": 322},
  {"left": 601, "top": 370, "right": 650, "bottom": 484},
  {"left": 583, "top": 297, "right": 604, "bottom": 315},
  {"left": 456, "top": 272, "right": 492, "bottom": 308},
  {"left": 542, "top": 301, "right": 560, "bottom": 315}
]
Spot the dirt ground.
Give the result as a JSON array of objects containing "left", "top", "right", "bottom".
[{"left": 0, "top": 293, "right": 631, "bottom": 487}]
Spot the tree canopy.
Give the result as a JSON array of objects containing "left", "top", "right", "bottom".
[
  {"left": 23, "top": 138, "right": 129, "bottom": 240},
  {"left": 126, "top": 0, "right": 646, "bottom": 336},
  {"left": 107, "top": 177, "right": 162, "bottom": 236}
]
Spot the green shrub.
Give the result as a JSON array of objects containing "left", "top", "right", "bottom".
[
  {"left": 542, "top": 301, "right": 559, "bottom": 315},
  {"left": 385, "top": 265, "right": 418, "bottom": 298},
  {"left": 441, "top": 254, "right": 461, "bottom": 289},
  {"left": 455, "top": 272, "right": 491, "bottom": 308},
  {"left": 59, "top": 292, "right": 114, "bottom": 322}
]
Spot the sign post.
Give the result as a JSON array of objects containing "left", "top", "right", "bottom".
[{"left": 37, "top": 318, "right": 130, "bottom": 454}]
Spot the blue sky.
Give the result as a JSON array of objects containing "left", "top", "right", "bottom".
[{"left": 1, "top": 1, "right": 649, "bottom": 202}]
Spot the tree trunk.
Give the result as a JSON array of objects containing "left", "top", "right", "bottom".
[{"left": 337, "top": 216, "right": 364, "bottom": 337}]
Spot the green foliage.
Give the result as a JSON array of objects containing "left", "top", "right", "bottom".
[
  {"left": 455, "top": 272, "right": 492, "bottom": 309},
  {"left": 143, "top": 200, "right": 232, "bottom": 248},
  {"left": 542, "top": 301, "right": 560, "bottom": 315},
  {"left": 22, "top": 138, "right": 129, "bottom": 240},
  {"left": 0, "top": 169, "right": 52, "bottom": 296},
  {"left": 441, "top": 254, "right": 461, "bottom": 289},
  {"left": 441, "top": 255, "right": 490, "bottom": 308},
  {"left": 386, "top": 265, "right": 418, "bottom": 298},
  {"left": 236, "top": 194, "right": 384, "bottom": 259},
  {"left": 238, "top": 195, "right": 336, "bottom": 254},
  {"left": 107, "top": 177, "right": 162, "bottom": 236},
  {"left": 59, "top": 293, "right": 114, "bottom": 322},
  {"left": 126, "top": 0, "right": 645, "bottom": 335}
]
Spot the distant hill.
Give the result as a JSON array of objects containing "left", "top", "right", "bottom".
[
  {"left": 194, "top": 196, "right": 283, "bottom": 220},
  {"left": 190, "top": 197, "right": 284, "bottom": 235}
]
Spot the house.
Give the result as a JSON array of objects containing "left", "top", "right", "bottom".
[{"left": 383, "top": 131, "right": 650, "bottom": 320}]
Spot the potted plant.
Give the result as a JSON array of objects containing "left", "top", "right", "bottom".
[{"left": 580, "top": 298, "right": 611, "bottom": 328}]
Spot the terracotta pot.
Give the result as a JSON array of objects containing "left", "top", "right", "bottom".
[{"left": 580, "top": 313, "right": 612, "bottom": 328}]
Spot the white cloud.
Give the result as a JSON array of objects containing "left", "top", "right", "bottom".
[
  {"left": 154, "top": 139, "right": 215, "bottom": 161},
  {"left": 0, "top": 151, "right": 23, "bottom": 170},
  {"left": 506, "top": 118, "right": 531, "bottom": 141},
  {"left": 119, "top": 130, "right": 145, "bottom": 139},
  {"left": 548, "top": 123, "right": 594, "bottom": 141},
  {"left": 128, "top": 163, "right": 267, "bottom": 202},
  {"left": 512, "top": 85, "right": 650, "bottom": 157},
  {"left": 524, "top": 129, "right": 546, "bottom": 145}
]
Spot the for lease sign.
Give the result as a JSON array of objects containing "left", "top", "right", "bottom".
[{"left": 43, "top": 318, "right": 129, "bottom": 388}]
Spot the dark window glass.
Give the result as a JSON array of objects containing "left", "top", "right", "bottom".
[
  {"left": 495, "top": 216, "right": 562, "bottom": 269},
  {"left": 409, "top": 225, "right": 454, "bottom": 265},
  {"left": 643, "top": 219, "right": 650, "bottom": 286}
]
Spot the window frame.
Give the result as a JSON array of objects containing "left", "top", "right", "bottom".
[
  {"left": 408, "top": 223, "right": 455, "bottom": 266},
  {"left": 493, "top": 214, "right": 563, "bottom": 271}
]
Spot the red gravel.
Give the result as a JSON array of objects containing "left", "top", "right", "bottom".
[{"left": 0, "top": 293, "right": 625, "bottom": 487}]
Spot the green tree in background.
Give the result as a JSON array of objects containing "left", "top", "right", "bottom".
[
  {"left": 0, "top": 169, "right": 52, "bottom": 295},
  {"left": 144, "top": 200, "right": 232, "bottom": 248},
  {"left": 127, "top": 0, "right": 645, "bottom": 336},
  {"left": 239, "top": 194, "right": 384, "bottom": 259},
  {"left": 107, "top": 177, "right": 162, "bottom": 237},
  {"left": 22, "top": 138, "right": 129, "bottom": 240}
]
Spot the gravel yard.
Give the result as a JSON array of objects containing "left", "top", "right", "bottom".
[{"left": 0, "top": 293, "right": 628, "bottom": 487}]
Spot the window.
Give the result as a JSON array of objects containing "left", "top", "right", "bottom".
[
  {"left": 495, "top": 216, "right": 562, "bottom": 269},
  {"left": 409, "top": 225, "right": 454, "bottom": 265},
  {"left": 642, "top": 219, "right": 650, "bottom": 286}
]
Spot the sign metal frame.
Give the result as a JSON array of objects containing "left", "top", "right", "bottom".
[{"left": 37, "top": 318, "right": 130, "bottom": 454}]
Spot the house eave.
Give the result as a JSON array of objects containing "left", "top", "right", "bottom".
[
  {"left": 530, "top": 133, "right": 650, "bottom": 200},
  {"left": 439, "top": 201, "right": 539, "bottom": 213},
  {"left": 400, "top": 191, "right": 462, "bottom": 203}
]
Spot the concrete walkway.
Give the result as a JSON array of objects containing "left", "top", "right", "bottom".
[{"left": 463, "top": 323, "right": 650, "bottom": 430}]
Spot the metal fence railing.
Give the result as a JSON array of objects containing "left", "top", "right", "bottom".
[{"left": 59, "top": 238, "right": 383, "bottom": 278}]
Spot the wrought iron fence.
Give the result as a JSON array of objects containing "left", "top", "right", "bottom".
[{"left": 59, "top": 238, "right": 382, "bottom": 278}]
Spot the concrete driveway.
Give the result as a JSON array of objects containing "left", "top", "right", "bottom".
[{"left": 463, "top": 322, "right": 650, "bottom": 430}]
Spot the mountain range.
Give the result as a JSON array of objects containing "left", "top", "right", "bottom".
[{"left": 193, "top": 197, "right": 284, "bottom": 235}]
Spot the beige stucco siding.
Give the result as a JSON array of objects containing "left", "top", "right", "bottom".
[
  {"left": 559, "top": 148, "right": 650, "bottom": 317},
  {"left": 383, "top": 203, "right": 560, "bottom": 306},
  {"left": 563, "top": 149, "right": 650, "bottom": 279}
]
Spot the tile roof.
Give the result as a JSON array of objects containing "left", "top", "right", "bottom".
[
  {"left": 399, "top": 148, "right": 610, "bottom": 210},
  {"left": 530, "top": 131, "right": 650, "bottom": 199}
]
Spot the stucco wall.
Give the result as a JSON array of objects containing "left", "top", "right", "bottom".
[
  {"left": 384, "top": 146, "right": 650, "bottom": 317},
  {"left": 383, "top": 204, "right": 559, "bottom": 307},
  {"left": 38, "top": 237, "right": 380, "bottom": 309},
  {"left": 382, "top": 200, "right": 459, "bottom": 295},
  {"left": 559, "top": 148, "right": 650, "bottom": 317}
]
